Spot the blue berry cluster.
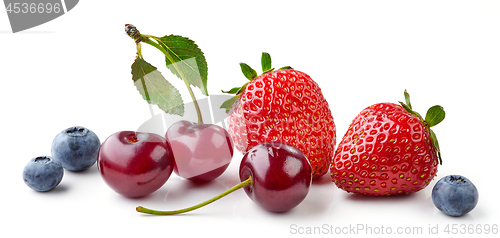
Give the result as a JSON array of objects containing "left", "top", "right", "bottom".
[{"left": 22, "top": 126, "right": 100, "bottom": 192}]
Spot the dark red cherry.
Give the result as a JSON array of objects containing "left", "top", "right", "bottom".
[
  {"left": 136, "top": 142, "right": 312, "bottom": 215},
  {"left": 239, "top": 142, "right": 312, "bottom": 212},
  {"left": 97, "top": 131, "right": 174, "bottom": 198}
]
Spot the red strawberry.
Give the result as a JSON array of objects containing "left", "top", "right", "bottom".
[
  {"left": 330, "top": 90, "right": 445, "bottom": 195},
  {"left": 221, "top": 53, "right": 336, "bottom": 178}
]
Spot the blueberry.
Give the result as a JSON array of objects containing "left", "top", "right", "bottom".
[
  {"left": 23, "top": 156, "right": 64, "bottom": 192},
  {"left": 432, "top": 175, "right": 479, "bottom": 217},
  {"left": 51, "top": 126, "right": 101, "bottom": 171}
]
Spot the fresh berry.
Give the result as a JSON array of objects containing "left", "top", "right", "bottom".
[
  {"left": 221, "top": 53, "right": 336, "bottom": 178},
  {"left": 331, "top": 90, "right": 445, "bottom": 195},
  {"left": 23, "top": 156, "right": 64, "bottom": 192},
  {"left": 97, "top": 131, "right": 174, "bottom": 198},
  {"left": 166, "top": 120, "right": 233, "bottom": 182},
  {"left": 51, "top": 126, "right": 101, "bottom": 171},
  {"left": 239, "top": 142, "right": 312, "bottom": 212},
  {"left": 136, "top": 142, "right": 312, "bottom": 215},
  {"left": 432, "top": 175, "right": 479, "bottom": 216}
]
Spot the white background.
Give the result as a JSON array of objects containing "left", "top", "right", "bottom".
[{"left": 1, "top": 1, "right": 499, "bottom": 237}]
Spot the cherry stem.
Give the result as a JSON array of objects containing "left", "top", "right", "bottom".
[
  {"left": 139, "top": 34, "right": 204, "bottom": 125},
  {"left": 136, "top": 176, "right": 253, "bottom": 215}
]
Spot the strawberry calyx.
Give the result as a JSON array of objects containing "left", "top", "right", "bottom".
[
  {"left": 398, "top": 90, "right": 445, "bottom": 165},
  {"left": 220, "top": 52, "right": 292, "bottom": 113}
]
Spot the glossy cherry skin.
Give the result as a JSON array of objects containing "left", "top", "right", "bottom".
[
  {"left": 239, "top": 142, "right": 312, "bottom": 212},
  {"left": 97, "top": 131, "right": 174, "bottom": 198},
  {"left": 166, "top": 120, "right": 233, "bottom": 182}
]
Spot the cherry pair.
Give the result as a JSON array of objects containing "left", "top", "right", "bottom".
[{"left": 97, "top": 121, "right": 232, "bottom": 198}]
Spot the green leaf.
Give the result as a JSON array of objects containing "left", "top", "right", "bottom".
[
  {"left": 222, "top": 82, "right": 249, "bottom": 95},
  {"left": 399, "top": 100, "right": 424, "bottom": 121},
  {"left": 220, "top": 96, "right": 240, "bottom": 113},
  {"left": 398, "top": 101, "right": 412, "bottom": 114},
  {"left": 261, "top": 52, "right": 272, "bottom": 72},
  {"left": 429, "top": 129, "right": 442, "bottom": 165},
  {"left": 131, "top": 58, "right": 184, "bottom": 116},
  {"left": 404, "top": 89, "right": 412, "bottom": 109},
  {"left": 425, "top": 105, "right": 445, "bottom": 127},
  {"left": 278, "top": 66, "right": 293, "bottom": 70},
  {"left": 221, "top": 87, "right": 241, "bottom": 94},
  {"left": 157, "top": 35, "right": 209, "bottom": 96},
  {"left": 400, "top": 90, "right": 424, "bottom": 120},
  {"left": 240, "top": 63, "right": 257, "bottom": 80}
]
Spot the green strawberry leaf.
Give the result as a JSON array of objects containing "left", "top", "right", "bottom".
[
  {"left": 221, "top": 87, "right": 241, "bottom": 94},
  {"left": 404, "top": 89, "right": 412, "bottom": 109},
  {"left": 399, "top": 90, "right": 423, "bottom": 120},
  {"left": 221, "top": 82, "right": 249, "bottom": 112},
  {"left": 278, "top": 66, "right": 293, "bottom": 70},
  {"left": 131, "top": 57, "right": 184, "bottom": 116},
  {"left": 240, "top": 63, "right": 257, "bottom": 80},
  {"left": 425, "top": 105, "right": 445, "bottom": 127},
  {"left": 399, "top": 101, "right": 423, "bottom": 119},
  {"left": 157, "top": 35, "right": 209, "bottom": 96},
  {"left": 261, "top": 52, "right": 272, "bottom": 72},
  {"left": 220, "top": 95, "right": 239, "bottom": 113},
  {"left": 399, "top": 101, "right": 412, "bottom": 113},
  {"left": 429, "top": 129, "right": 442, "bottom": 165}
]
